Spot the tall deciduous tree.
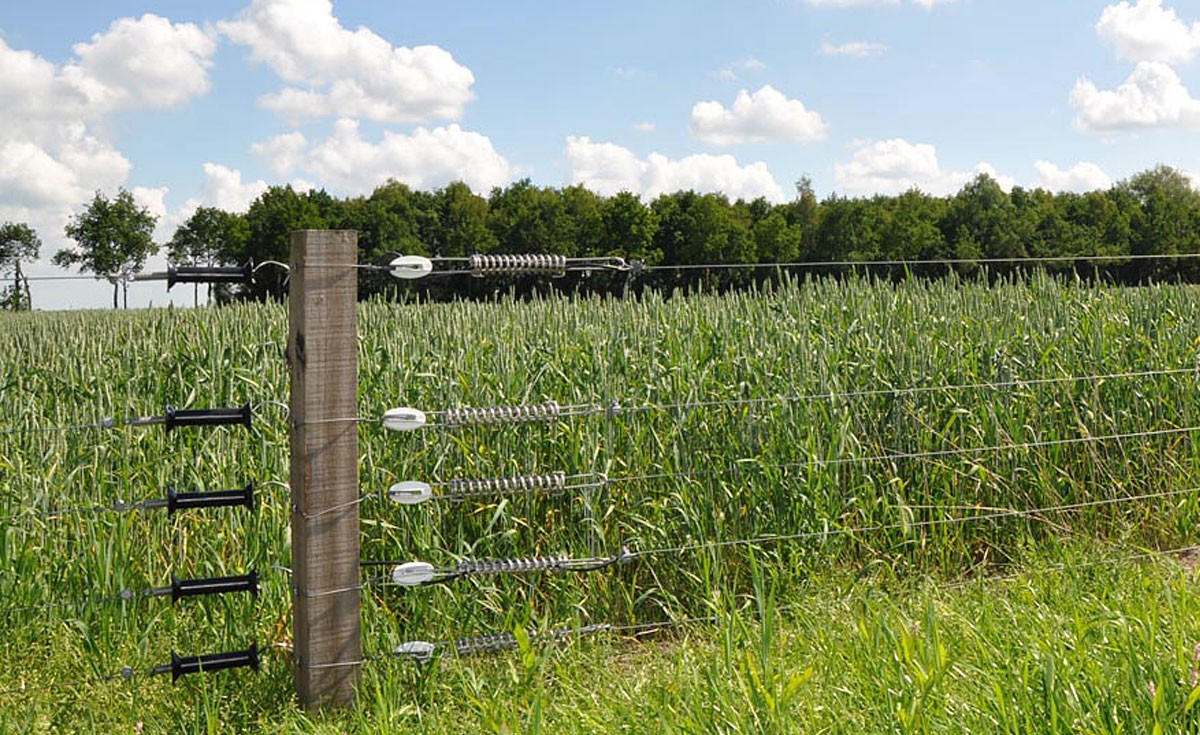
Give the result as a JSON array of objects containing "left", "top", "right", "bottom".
[
  {"left": 0, "top": 221, "right": 40, "bottom": 310},
  {"left": 54, "top": 189, "right": 158, "bottom": 309}
]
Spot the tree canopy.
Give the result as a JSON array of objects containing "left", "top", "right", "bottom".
[
  {"left": 55, "top": 189, "right": 158, "bottom": 309},
  {"left": 135, "top": 166, "right": 1200, "bottom": 303},
  {"left": 0, "top": 221, "right": 41, "bottom": 310}
]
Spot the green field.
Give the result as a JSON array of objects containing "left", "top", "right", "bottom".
[{"left": 2, "top": 274, "right": 1200, "bottom": 733}]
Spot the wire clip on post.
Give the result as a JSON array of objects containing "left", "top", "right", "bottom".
[
  {"left": 385, "top": 548, "right": 632, "bottom": 587},
  {"left": 144, "top": 570, "right": 259, "bottom": 603},
  {"left": 166, "top": 483, "right": 255, "bottom": 515},
  {"left": 151, "top": 644, "right": 259, "bottom": 682}
]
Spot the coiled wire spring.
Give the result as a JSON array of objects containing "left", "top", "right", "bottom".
[
  {"left": 469, "top": 253, "right": 567, "bottom": 277},
  {"left": 446, "top": 472, "right": 568, "bottom": 501},
  {"left": 447, "top": 548, "right": 630, "bottom": 581},
  {"left": 452, "top": 624, "right": 613, "bottom": 655},
  {"left": 442, "top": 401, "right": 561, "bottom": 428}
]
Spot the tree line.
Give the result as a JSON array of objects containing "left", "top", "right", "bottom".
[{"left": 4, "top": 165, "right": 1200, "bottom": 309}]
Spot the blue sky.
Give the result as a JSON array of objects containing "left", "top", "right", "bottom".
[{"left": 3, "top": 0, "right": 1199, "bottom": 308}]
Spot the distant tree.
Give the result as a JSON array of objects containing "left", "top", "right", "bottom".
[
  {"left": 54, "top": 189, "right": 158, "bottom": 309},
  {"left": 602, "top": 191, "right": 657, "bottom": 263},
  {"left": 0, "top": 221, "right": 40, "bottom": 310},
  {"left": 168, "top": 207, "right": 247, "bottom": 305},
  {"left": 944, "top": 174, "right": 1024, "bottom": 264},
  {"left": 437, "top": 181, "right": 495, "bottom": 258}
]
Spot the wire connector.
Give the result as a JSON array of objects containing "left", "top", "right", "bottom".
[{"left": 447, "top": 471, "right": 567, "bottom": 499}]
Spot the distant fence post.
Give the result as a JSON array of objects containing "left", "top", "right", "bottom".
[{"left": 288, "top": 230, "right": 361, "bottom": 709}]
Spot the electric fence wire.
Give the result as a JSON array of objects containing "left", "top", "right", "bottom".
[
  {"left": 364, "top": 542, "right": 1200, "bottom": 668},
  {"left": 3, "top": 364, "right": 1195, "bottom": 437}
]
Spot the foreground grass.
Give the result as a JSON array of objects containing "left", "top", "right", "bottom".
[{"left": 2, "top": 541, "right": 1198, "bottom": 733}]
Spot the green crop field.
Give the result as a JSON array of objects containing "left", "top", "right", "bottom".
[{"left": 2, "top": 273, "right": 1200, "bottom": 733}]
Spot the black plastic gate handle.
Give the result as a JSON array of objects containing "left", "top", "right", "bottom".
[
  {"left": 164, "top": 403, "right": 252, "bottom": 431},
  {"left": 159, "top": 644, "right": 259, "bottom": 681},
  {"left": 167, "top": 262, "right": 253, "bottom": 289},
  {"left": 167, "top": 483, "right": 255, "bottom": 515},
  {"left": 170, "top": 570, "right": 259, "bottom": 602}
]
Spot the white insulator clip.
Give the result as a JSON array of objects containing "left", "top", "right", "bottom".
[
  {"left": 395, "top": 641, "right": 437, "bottom": 663},
  {"left": 387, "top": 481, "right": 433, "bottom": 505},
  {"left": 386, "top": 255, "right": 434, "bottom": 280},
  {"left": 442, "top": 401, "right": 560, "bottom": 428},
  {"left": 469, "top": 253, "right": 567, "bottom": 278},
  {"left": 382, "top": 407, "right": 427, "bottom": 432},
  {"left": 391, "top": 561, "right": 436, "bottom": 587}
]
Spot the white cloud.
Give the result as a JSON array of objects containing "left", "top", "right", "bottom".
[
  {"left": 690, "top": 85, "right": 828, "bottom": 145},
  {"left": 834, "top": 138, "right": 1013, "bottom": 195},
  {"left": 1071, "top": 61, "right": 1200, "bottom": 132},
  {"left": 819, "top": 39, "right": 888, "bottom": 57},
  {"left": 713, "top": 57, "right": 767, "bottom": 81},
  {"left": 69, "top": 14, "right": 216, "bottom": 111},
  {"left": 564, "top": 135, "right": 787, "bottom": 202},
  {"left": 634, "top": 121, "right": 656, "bottom": 133},
  {"left": 219, "top": 0, "right": 474, "bottom": 124},
  {"left": 251, "top": 131, "right": 309, "bottom": 178},
  {"left": 1032, "top": 161, "right": 1113, "bottom": 192},
  {"left": 254, "top": 119, "right": 512, "bottom": 194},
  {"left": 1096, "top": 0, "right": 1200, "bottom": 64}
]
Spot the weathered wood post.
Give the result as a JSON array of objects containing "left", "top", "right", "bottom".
[{"left": 287, "top": 230, "right": 361, "bottom": 709}]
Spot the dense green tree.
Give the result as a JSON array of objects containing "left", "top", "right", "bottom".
[
  {"left": 238, "top": 186, "right": 328, "bottom": 300},
  {"left": 0, "top": 221, "right": 40, "bottom": 310},
  {"left": 944, "top": 174, "right": 1025, "bottom": 264},
  {"left": 437, "top": 181, "right": 496, "bottom": 258},
  {"left": 54, "top": 189, "right": 158, "bottom": 309},
  {"left": 602, "top": 191, "right": 656, "bottom": 263}
]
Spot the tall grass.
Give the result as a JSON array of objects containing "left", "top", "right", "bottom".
[{"left": 1, "top": 272, "right": 1199, "bottom": 730}]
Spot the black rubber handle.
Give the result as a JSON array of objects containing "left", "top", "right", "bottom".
[
  {"left": 168, "top": 644, "right": 259, "bottom": 681},
  {"left": 167, "top": 262, "right": 252, "bottom": 289},
  {"left": 164, "top": 403, "right": 252, "bottom": 432},
  {"left": 170, "top": 570, "right": 259, "bottom": 603},
  {"left": 167, "top": 483, "right": 255, "bottom": 515}
]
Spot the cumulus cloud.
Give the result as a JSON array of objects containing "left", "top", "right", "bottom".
[
  {"left": 1032, "top": 161, "right": 1113, "bottom": 192},
  {"left": 634, "top": 121, "right": 656, "bottom": 132},
  {"left": 819, "top": 39, "right": 888, "bottom": 57},
  {"left": 690, "top": 85, "right": 828, "bottom": 145},
  {"left": 564, "top": 136, "right": 786, "bottom": 202},
  {"left": 252, "top": 119, "right": 512, "bottom": 194},
  {"left": 69, "top": 14, "right": 216, "bottom": 111},
  {"left": 0, "top": 15, "right": 213, "bottom": 222},
  {"left": 834, "top": 138, "right": 1013, "bottom": 196},
  {"left": 1071, "top": 61, "right": 1200, "bottom": 132},
  {"left": 1097, "top": 0, "right": 1200, "bottom": 64},
  {"left": 219, "top": 0, "right": 474, "bottom": 124}
]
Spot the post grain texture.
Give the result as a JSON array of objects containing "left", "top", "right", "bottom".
[{"left": 288, "top": 230, "right": 361, "bottom": 709}]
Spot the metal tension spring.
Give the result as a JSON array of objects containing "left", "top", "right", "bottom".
[
  {"left": 442, "top": 401, "right": 561, "bottom": 428},
  {"left": 395, "top": 624, "right": 613, "bottom": 663},
  {"left": 388, "top": 548, "right": 631, "bottom": 586},
  {"left": 447, "top": 471, "right": 568, "bottom": 499},
  {"left": 469, "top": 253, "right": 567, "bottom": 278}
]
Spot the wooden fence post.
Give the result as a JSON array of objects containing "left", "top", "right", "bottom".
[{"left": 287, "top": 230, "right": 361, "bottom": 709}]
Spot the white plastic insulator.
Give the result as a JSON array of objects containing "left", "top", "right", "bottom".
[
  {"left": 382, "top": 407, "right": 427, "bottom": 432},
  {"left": 395, "top": 641, "right": 436, "bottom": 663},
  {"left": 391, "top": 561, "right": 436, "bottom": 586},
  {"left": 388, "top": 481, "right": 432, "bottom": 505},
  {"left": 387, "top": 255, "right": 434, "bottom": 280}
]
